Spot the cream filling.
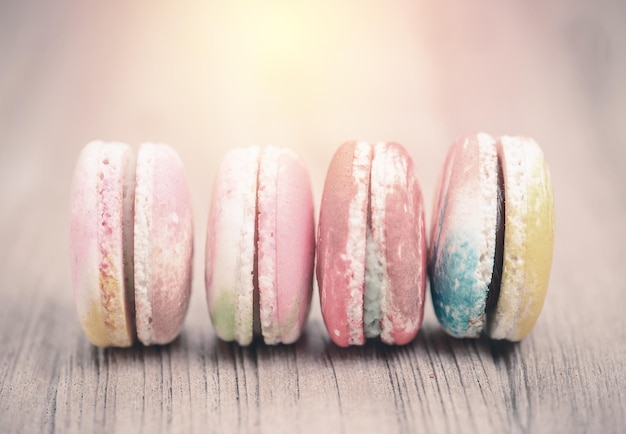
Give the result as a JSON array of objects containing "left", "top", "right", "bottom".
[
  {"left": 476, "top": 133, "right": 499, "bottom": 298},
  {"left": 122, "top": 145, "right": 137, "bottom": 341},
  {"left": 364, "top": 222, "right": 383, "bottom": 338},
  {"left": 236, "top": 146, "right": 260, "bottom": 346},
  {"left": 134, "top": 144, "right": 154, "bottom": 345},
  {"left": 363, "top": 143, "right": 388, "bottom": 339},
  {"left": 344, "top": 141, "right": 371, "bottom": 345},
  {"left": 257, "top": 146, "right": 280, "bottom": 344}
]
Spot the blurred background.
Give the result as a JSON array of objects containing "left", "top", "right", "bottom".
[{"left": 0, "top": 0, "right": 624, "bottom": 333}]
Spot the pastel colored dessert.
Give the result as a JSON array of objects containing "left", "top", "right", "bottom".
[
  {"left": 429, "top": 133, "right": 554, "bottom": 341},
  {"left": 317, "top": 141, "right": 427, "bottom": 347},
  {"left": 205, "top": 146, "right": 315, "bottom": 345},
  {"left": 70, "top": 141, "right": 193, "bottom": 347}
]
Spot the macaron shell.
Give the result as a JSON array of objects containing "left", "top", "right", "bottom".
[
  {"left": 258, "top": 147, "right": 315, "bottom": 344},
  {"left": 429, "top": 133, "right": 498, "bottom": 338},
  {"left": 488, "top": 136, "right": 554, "bottom": 341},
  {"left": 206, "top": 147, "right": 259, "bottom": 345},
  {"left": 257, "top": 147, "right": 280, "bottom": 343},
  {"left": 274, "top": 149, "right": 315, "bottom": 343},
  {"left": 372, "top": 142, "right": 426, "bottom": 345},
  {"left": 134, "top": 143, "right": 193, "bottom": 346},
  {"left": 317, "top": 141, "right": 371, "bottom": 347},
  {"left": 69, "top": 141, "right": 135, "bottom": 347}
]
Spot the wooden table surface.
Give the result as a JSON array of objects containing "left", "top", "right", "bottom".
[{"left": 1, "top": 1, "right": 625, "bottom": 433}]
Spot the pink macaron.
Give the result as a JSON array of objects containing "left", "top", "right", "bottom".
[
  {"left": 70, "top": 141, "right": 193, "bottom": 347},
  {"left": 317, "top": 141, "right": 427, "bottom": 347},
  {"left": 205, "top": 146, "right": 315, "bottom": 345}
]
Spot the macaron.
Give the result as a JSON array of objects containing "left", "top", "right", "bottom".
[
  {"left": 317, "top": 141, "right": 427, "bottom": 347},
  {"left": 69, "top": 141, "right": 193, "bottom": 347},
  {"left": 428, "top": 133, "right": 554, "bottom": 341},
  {"left": 205, "top": 146, "right": 315, "bottom": 345}
]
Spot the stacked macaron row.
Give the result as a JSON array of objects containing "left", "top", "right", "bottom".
[{"left": 70, "top": 134, "right": 554, "bottom": 347}]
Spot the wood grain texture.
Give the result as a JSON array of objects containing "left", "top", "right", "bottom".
[{"left": 1, "top": 0, "right": 625, "bottom": 433}]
